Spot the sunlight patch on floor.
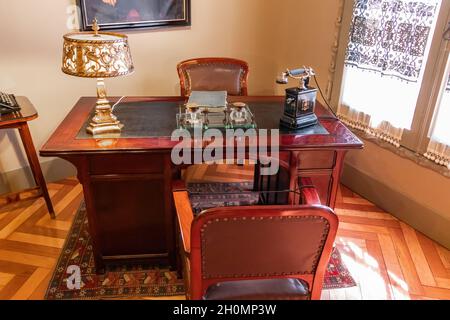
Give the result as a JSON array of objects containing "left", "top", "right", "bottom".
[{"left": 338, "top": 239, "right": 401, "bottom": 300}]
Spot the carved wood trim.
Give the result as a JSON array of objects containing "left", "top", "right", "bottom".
[{"left": 326, "top": 0, "right": 346, "bottom": 103}]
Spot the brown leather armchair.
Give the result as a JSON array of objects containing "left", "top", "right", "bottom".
[
  {"left": 176, "top": 57, "right": 251, "bottom": 180},
  {"left": 177, "top": 57, "right": 249, "bottom": 97},
  {"left": 172, "top": 180, "right": 338, "bottom": 300}
]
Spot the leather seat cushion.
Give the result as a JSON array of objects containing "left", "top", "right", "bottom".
[{"left": 203, "top": 278, "right": 310, "bottom": 300}]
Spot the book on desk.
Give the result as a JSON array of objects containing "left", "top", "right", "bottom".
[{"left": 187, "top": 90, "right": 227, "bottom": 112}]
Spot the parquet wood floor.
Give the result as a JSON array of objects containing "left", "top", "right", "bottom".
[{"left": 0, "top": 166, "right": 449, "bottom": 300}]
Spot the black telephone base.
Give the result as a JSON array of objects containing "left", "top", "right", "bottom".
[{"left": 280, "top": 113, "right": 319, "bottom": 130}]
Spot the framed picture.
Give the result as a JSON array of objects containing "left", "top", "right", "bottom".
[{"left": 78, "top": 0, "right": 191, "bottom": 31}]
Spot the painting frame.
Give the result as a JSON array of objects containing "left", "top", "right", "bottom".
[{"left": 78, "top": 0, "right": 191, "bottom": 32}]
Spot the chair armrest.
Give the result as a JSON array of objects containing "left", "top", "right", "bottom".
[
  {"left": 173, "top": 189, "right": 194, "bottom": 256},
  {"left": 172, "top": 180, "right": 188, "bottom": 192},
  {"left": 299, "top": 177, "right": 321, "bottom": 205}
]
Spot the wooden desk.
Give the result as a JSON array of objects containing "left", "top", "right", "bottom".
[
  {"left": 40, "top": 96, "right": 363, "bottom": 273},
  {"left": 1, "top": 97, "right": 54, "bottom": 218}
]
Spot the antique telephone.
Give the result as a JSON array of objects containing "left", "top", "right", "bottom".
[{"left": 276, "top": 67, "right": 319, "bottom": 129}]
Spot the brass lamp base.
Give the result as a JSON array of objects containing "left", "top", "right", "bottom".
[
  {"left": 86, "top": 121, "right": 123, "bottom": 136},
  {"left": 86, "top": 78, "right": 124, "bottom": 137}
]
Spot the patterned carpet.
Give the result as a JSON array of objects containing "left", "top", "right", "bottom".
[
  {"left": 45, "top": 203, "right": 355, "bottom": 300},
  {"left": 324, "top": 247, "right": 356, "bottom": 289},
  {"left": 45, "top": 204, "right": 184, "bottom": 300}
]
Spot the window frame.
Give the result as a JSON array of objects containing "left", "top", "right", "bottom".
[{"left": 331, "top": 0, "right": 450, "bottom": 155}]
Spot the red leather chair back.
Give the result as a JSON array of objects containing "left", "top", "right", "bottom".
[
  {"left": 177, "top": 57, "right": 249, "bottom": 97},
  {"left": 189, "top": 205, "right": 338, "bottom": 300}
]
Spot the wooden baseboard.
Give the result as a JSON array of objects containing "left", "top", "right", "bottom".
[
  {"left": 0, "top": 186, "right": 42, "bottom": 206},
  {"left": 341, "top": 163, "right": 450, "bottom": 249}
]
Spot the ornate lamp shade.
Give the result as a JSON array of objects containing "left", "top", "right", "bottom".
[
  {"left": 61, "top": 20, "right": 134, "bottom": 137},
  {"left": 62, "top": 32, "right": 134, "bottom": 78}
]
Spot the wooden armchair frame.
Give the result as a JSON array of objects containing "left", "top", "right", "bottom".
[{"left": 172, "top": 181, "right": 338, "bottom": 300}]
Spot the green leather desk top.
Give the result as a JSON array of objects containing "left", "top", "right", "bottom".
[{"left": 76, "top": 100, "right": 329, "bottom": 139}]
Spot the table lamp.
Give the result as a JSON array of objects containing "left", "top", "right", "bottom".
[{"left": 62, "top": 19, "right": 134, "bottom": 136}]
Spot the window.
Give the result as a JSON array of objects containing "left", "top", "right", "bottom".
[
  {"left": 334, "top": 0, "right": 450, "bottom": 168},
  {"left": 432, "top": 63, "right": 450, "bottom": 145},
  {"left": 424, "top": 49, "right": 450, "bottom": 168}
]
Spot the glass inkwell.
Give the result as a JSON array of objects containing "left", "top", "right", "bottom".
[
  {"left": 177, "top": 102, "right": 256, "bottom": 130},
  {"left": 229, "top": 102, "right": 248, "bottom": 124},
  {"left": 185, "top": 103, "right": 202, "bottom": 126}
]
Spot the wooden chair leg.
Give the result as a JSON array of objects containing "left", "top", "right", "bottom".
[{"left": 18, "top": 123, "right": 55, "bottom": 219}]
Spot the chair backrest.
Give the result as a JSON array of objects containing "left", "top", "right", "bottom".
[
  {"left": 177, "top": 57, "right": 249, "bottom": 97},
  {"left": 189, "top": 205, "right": 338, "bottom": 300}
]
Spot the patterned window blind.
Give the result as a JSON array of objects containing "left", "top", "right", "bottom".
[
  {"left": 338, "top": 0, "right": 441, "bottom": 147},
  {"left": 345, "top": 0, "right": 439, "bottom": 82}
]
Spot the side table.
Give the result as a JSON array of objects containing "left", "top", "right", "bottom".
[{"left": 0, "top": 96, "right": 55, "bottom": 218}]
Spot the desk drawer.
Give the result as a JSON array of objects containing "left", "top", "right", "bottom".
[
  {"left": 295, "top": 151, "right": 336, "bottom": 169},
  {"left": 89, "top": 153, "right": 164, "bottom": 175}
]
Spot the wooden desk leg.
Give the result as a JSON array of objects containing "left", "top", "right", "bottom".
[{"left": 18, "top": 123, "right": 55, "bottom": 219}]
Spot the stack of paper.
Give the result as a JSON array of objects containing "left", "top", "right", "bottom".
[{"left": 188, "top": 91, "right": 227, "bottom": 110}]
